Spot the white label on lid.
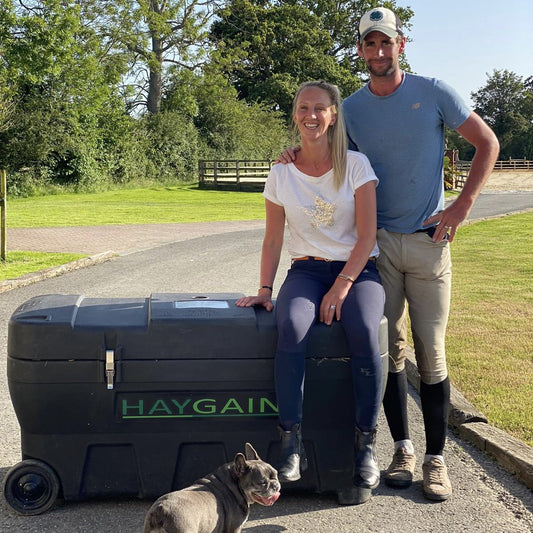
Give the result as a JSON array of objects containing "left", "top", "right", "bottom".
[{"left": 173, "top": 300, "right": 229, "bottom": 309}]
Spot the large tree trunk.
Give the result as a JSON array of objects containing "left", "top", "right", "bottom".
[{"left": 147, "top": 36, "right": 163, "bottom": 114}]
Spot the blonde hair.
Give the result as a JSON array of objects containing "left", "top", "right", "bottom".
[{"left": 292, "top": 81, "right": 347, "bottom": 189}]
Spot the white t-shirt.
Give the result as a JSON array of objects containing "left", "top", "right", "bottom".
[{"left": 263, "top": 150, "right": 379, "bottom": 261}]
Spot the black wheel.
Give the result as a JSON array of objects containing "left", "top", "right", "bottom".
[{"left": 2, "top": 459, "right": 60, "bottom": 515}]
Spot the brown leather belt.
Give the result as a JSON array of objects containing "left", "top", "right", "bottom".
[
  {"left": 292, "top": 256, "right": 332, "bottom": 262},
  {"left": 292, "top": 256, "right": 376, "bottom": 263}
]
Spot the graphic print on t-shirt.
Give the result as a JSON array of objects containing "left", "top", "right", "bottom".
[{"left": 302, "top": 196, "right": 336, "bottom": 229}]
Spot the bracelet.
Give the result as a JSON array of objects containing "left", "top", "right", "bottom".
[
  {"left": 337, "top": 273, "right": 355, "bottom": 283},
  {"left": 259, "top": 285, "right": 273, "bottom": 291}
]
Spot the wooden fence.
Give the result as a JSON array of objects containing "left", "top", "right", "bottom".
[
  {"left": 493, "top": 159, "right": 533, "bottom": 171},
  {"left": 457, "top": 158, "right": 533, "bottom": 172},
  {"left": 453, "top": 159, "right": 533, "bottom": 189},
  {"left": 198, "top": 158, "right": 533, "bottom": 191},
  {"left": 198, "top": 160, "right": 273, "bottom": 191}
]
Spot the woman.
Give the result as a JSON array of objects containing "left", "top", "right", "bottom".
[{"left": 236, "top": 81, "right": 385, "bottom": 504}]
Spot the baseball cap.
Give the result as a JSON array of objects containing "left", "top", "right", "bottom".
[{"left": 358, "top": 7, "right": 403, "bottom": 42}]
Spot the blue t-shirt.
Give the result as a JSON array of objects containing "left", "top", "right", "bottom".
[{"left": 342, "top": 73, "right": 471, "bottom": 233}]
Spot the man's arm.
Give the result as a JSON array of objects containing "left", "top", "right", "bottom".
[{"left": 425, "top": 111, "right": 500, "bottom": 242}]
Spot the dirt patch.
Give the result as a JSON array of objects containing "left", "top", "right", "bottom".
[{"left": 484, "top": 171, "right": 533, "bottom": 190}]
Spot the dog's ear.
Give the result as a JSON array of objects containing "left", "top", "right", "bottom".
[
  {"left": 234, "top": 453, "right": 250, "bottom": 477},
  {"left": 244, "top": 443, "right": 260, "bottom": 461}
]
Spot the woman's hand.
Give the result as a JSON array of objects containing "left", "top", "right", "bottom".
[
  {"left": 319, "top": 279, "right": 352, "bottom": 325},
  {"left": 235, "top": 293, "right": 274, "bottom": 312}
]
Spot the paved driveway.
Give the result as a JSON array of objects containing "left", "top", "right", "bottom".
[{"left": 0, "top": 190, "right": 532, "bottom": 532}]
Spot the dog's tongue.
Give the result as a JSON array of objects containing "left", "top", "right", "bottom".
[{"left": 252, "top": 492, "right": 280, "bottom": 506}]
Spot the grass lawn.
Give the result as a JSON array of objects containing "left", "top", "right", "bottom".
[
  {"left": 6, "top": 185, "right": 266, "bottom": 227},
  {"left": 1, "top": 187, "right": 531, "bottom": 446},
  {"left": 447, "top": 212, "right": 532, "bottom": 447},
  {"left": 0, "top": 251, "right": 86, "bottom": 280},
  {"left": 1, "top": 185, "right": 266, "bottom": 280}
]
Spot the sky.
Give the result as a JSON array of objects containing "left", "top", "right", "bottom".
[{"left": 397, "top": 0, "right": 532, "bottom": 106}]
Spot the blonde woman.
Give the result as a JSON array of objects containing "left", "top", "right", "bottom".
[{"left": 236, "top": 81, "right": 385, "bottom": 504}]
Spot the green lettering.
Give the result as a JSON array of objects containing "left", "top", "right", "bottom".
[
  {"left": 171, "top": 399, "right": 192, "bottom": 415},
  {"left": 194, "top": 398, "right": 216, "bottom": 414},
  {"left": 221, "top": 398, "right": 244, "bottom": 414},
  {"left": 148, "top": 399, "right": 172, "bottom": 415},
  {"left": 260, "top": 398, "right": 279, "bottom": 414},
  {"left": 122, "top": 399, "right": 143, "bottom": 416}
]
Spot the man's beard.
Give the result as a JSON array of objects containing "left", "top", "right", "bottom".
[{"left": 367, "top": 59, "right": 397, "bottom": 78}]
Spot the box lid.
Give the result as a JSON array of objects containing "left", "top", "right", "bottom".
[
  {"left": 8, "top": 293, "right": 279, "bottom": 361},
  {"left": 7, "top": 292, "right": 375, "bottom": 364}
]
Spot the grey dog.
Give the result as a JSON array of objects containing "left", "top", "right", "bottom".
[{"left": 143, "top": 443, "right": 281, "bottom": 533}]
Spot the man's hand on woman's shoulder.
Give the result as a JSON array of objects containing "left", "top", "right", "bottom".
[{"left": 274, "top": 146, "right": 300, "bottom": 165}]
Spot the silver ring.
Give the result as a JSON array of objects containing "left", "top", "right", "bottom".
[
  {"left": 444, "top": 225, "right": 452, "bottom": 230},
  {"left": 330, "top": 305, "right": 336, "bottom": 309}
]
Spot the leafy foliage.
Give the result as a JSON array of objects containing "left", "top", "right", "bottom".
[
  {"left": 90, "top": 0, "right": 216, "bottom": 114},
  {"left": 165, "top": 70, "right": 289, "bottom": 159},
  {"left": 0, "top": 0, "right": 133, "bottom": 193},
  {"left": 211, "top": 0, "right": 354, "bottom": 115},
  {"left": 210, "top": 0, "right": 413, "bottom": 116},
  {"left": 141, "top": 111, "right": 199, "bottom": 182},
  {"left": 0, "top": 2, "right": 530, "bottom": 196},
  {"left": 471, "top": 69, "right": 533, "bottom": 160},
  {"left": 447, "top": 70, "right": 533, "bottom": 160}
]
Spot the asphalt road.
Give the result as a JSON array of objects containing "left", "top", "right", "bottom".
[{"left": 1, "top": 213, "right": 532, "bottom": 532}]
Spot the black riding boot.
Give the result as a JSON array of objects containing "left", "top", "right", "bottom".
[
  {"left": 338, "top": 427, "right": 380, "bottom": 505},
  {"left": 277, "top": 424, "right": 308, "bottom": 482}
]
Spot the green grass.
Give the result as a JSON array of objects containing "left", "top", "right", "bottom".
[
  {"left": 1, "top": 187, "right": 532, "bottom": 447},
  {"left": 448, "top": 212, "right": 532, "bottom": 446},
  {"left": 2, "top": 185, "right": 266, "bottom": 281},
  {"left": 0, "top": 251, "right": 86, "bottom": 280},
  {"left": 6, "top": 184, "right": 266, "bottom": 227}
]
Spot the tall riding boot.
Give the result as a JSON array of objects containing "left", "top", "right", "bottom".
[
  {"left": 338, "top": 427, "right": 380, "bottom": 505},
  {"left": 277, "top": 424, "right": 308, "bottom": 482}
]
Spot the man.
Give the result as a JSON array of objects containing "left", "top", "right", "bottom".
[
  {"left": 343, "top": 7, "right": 499, "bottom": 501},
  {"left": 279, "top": 6, "right": 499, "bottom": 501}
]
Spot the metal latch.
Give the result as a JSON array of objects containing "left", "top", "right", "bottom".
[{"left": 105, "top": 349, "right": 115, "bottom": 390}]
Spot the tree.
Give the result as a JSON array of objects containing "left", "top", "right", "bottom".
[
  {"left": 210, "top": 0, "right": 413, "bottom": 117},
  {"left": 0, "top": 0, "right": 135, "bottom": 191},
  {"left": 0, "top": 1, "right": 16, "bottom": 133},
  {"left": 140, "top": 110, "right": 199, "bottom": 182},
  {"left": 470, "top": 69, "right": 531, "bottom": 159},
  {"left": 163, "top": 68, "right": 290, "bottom": 159},
  {"left": 298, "top": 0, "right": 413, "bottom": 78},
  {"left": 521, "top": 76, "right": 533, "bottom": 159},
  {"left": 95, "top": 0, "right": 219, "bottom": 114}
]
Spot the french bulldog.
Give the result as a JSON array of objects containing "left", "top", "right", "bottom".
[{"left": 143, "top": 443, "right": 280, "bottom": 533}]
